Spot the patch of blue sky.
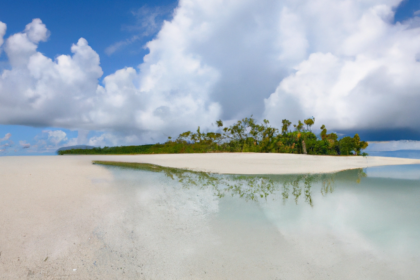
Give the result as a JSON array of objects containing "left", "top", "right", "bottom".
[{"left": 394, "top": 0, "right": 420, "bottom": 23}]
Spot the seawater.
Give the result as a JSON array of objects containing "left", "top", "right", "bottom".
[{"left": 98, "top": 162, "right": 420, "bottom": 279}]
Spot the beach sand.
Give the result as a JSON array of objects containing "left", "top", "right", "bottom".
[
  {"left": 86, "top": 153, "right": 420, "bottom": 174},
  {"left": 1, "top": 154, "right": 419, "bottom": 279}
]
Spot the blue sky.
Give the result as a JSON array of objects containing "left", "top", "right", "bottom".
[
  {"left": 394, "top": 0, "right": 420, "bottom": 22},
  {"left": 1, "top": 0, "right": 420, "bottom": 155}
]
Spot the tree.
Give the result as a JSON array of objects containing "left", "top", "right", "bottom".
[
  {"left": 282, "top": 119, "right": 291, "bottom": 134},
  {"left": 339, "top": 136, "right": 355, "bottom": 155},
  {"left": 304, "top": 117, "right": 315, "bottom": 131},
  {"left": 160, "top": 115, "right": 368, "bottom": 156},
  {"left": 294, "top": 120, "right": 304, "bottom": 132},
  {"left": 320, "top": 125, "right": 327, "bottom": 140},
  {"left": 353, "top": 134, "right": 368, "bottom": 155},
  {"left": 177, "top": 131, "right": 191, "bottom": 142}
]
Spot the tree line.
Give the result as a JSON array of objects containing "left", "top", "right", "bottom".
[{"left": 59, "top": 116, "right": 368, "bottom": 156}]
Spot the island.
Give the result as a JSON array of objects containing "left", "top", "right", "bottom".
[{"left": 59, "top": 117, "right": 369, "bottom": 156}]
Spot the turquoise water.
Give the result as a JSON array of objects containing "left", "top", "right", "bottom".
[
  {"left": 99, "top": 163, "right": 420, "bottom": 279},
  {"left": 368, "top": 150, "right": 420, "bottom": 159}
]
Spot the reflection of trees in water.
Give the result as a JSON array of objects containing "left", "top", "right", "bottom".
[{"left": 94, "top": 161, "right": 367, "bottom": 206}]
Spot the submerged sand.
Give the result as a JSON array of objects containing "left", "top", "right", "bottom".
[{"left": 1, "top": 155, "right": 419, "bottom": 279}]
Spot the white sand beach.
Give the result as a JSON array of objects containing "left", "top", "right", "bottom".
[
  {"left": 87, "top": 153, "right": 420, "bottom": 174},
  {"left": 1, "top": 154, "right": 420, "bottom": 279}
]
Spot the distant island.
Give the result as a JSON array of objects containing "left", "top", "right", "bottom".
[
  {"left": 57, "top": 145, "right": 96, "bottom": 153},
  {"left": 58, "top": 117, "right": 368, "bottom": 156}
]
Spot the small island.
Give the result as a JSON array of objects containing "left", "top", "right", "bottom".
[{"left": 59, "top": 117, "right": 368, "bottom": 156}]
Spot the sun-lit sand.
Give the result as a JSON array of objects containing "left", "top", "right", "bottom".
[
  {"left": 1, "top": 154, "right": 420, "bottom": 279},
  {"left": 87, "top": 153, "right": 420, "bottom": 174}
]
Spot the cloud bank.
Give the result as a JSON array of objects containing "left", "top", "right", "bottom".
[{"left": 1, "top": 0, "right": 420, "bottom": 146}]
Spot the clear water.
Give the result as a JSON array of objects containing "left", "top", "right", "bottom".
[
  {"left": 99, "top": 163, "right": 420, "bottom": 279},
  {"left": 368, "top": 150, "right": 420, "bottom": 159}
]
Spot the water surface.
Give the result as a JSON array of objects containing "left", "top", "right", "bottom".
[{"left": 98, "top": 163, "right": 420, "bottom": 279}]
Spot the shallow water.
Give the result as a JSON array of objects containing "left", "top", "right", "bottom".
[{"left": 98, "top": 163, "right": 420, "bottom": 279}]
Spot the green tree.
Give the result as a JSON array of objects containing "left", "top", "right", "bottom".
[
  {"left": 282, "top": 119, "right": 291, "bottom": 134},
  {"left": 339, "top": 136, "right": 355, "bottom": 155},
  {"left": 294, "top": 120, "right": 304, "bottom": 132},
  {"left": 304, "top": 117, "right": 315, "bottom": 131},
  {"left": 320, "top": 125, "right": 327, "bottom": 140},
  {"left": 353, "top": 134, "right": 368, "bottom": 155}
]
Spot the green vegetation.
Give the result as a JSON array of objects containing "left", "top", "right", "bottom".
[
  {"left": 93, "top": 160, "right": 367, "bottom": 206},
  {"left": 59, "top": 144, "right": 155, "bottom": 155},
  {"left": 60, "top": 116, "right": 368, "bottom": 156}
]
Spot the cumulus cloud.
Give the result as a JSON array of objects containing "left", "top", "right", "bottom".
[
  {"left": 0, "top": 19, "right": 103, "bottom": 127},
  {"left": 43, "top": 130, "right": 68, "bottom": 145},
  {"left": 0, "top": 17, "right": 220, "bottom": 143},
  {"left": 264, "top": 1, "right": 420, "bottom": 131},
  {"left": 1, "top": 0, "right": 420, "bottom": 145},
  {"left": 24, "top": 18, "right": 50, "bottom": 43}
]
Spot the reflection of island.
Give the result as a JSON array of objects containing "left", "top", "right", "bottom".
[{"left": 94, "top": 161, "right": 366, "bottom": 206}]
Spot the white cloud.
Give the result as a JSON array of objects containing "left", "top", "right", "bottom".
[
  {"left": 24, "top": 18, "right": 49, "bottom": 43},
  {"left": 0, "top": 19, "right": 103, "bottom": 127},
  {"left": 105, "top": 5, "right": 174, "bottom": 55},
  {"left": 43, "top": 130, "right": 68, "bottom": 145},
  {"left": 0, "top": 132, "right": 13, "bottom": 154},
  {"left": 0, "top": 132, "right": 11, "bottom": 142},
  {"left": 1, "top": 0, "right": 420, "bottom": 145},
  {"left": 0, "top": 21, "right": 6, "bottom": 48},
  {"left": 129, "top": 5, "right": 173, "bottom": 36},
  {"left": 19, "top": 140, "right": 30, "bottom": 148},
  {"left": 105, "top": 6, "right": 172, "bottom": 55},
  {"left": 87, "top": 133, "right": 117, "bottom": 147},
  {"left": 264, "top": 0, "right": 420, "bottom": 131},
  {"left": 0, "top": 17, "right": 220, "bottom": 143},
  {"left": 105, "top": 35, "right": 140, "bottom": 55},
  {"left": 0, "top": 21, "right": 6, "bottom": 58},
  {"left": 366, "top": 140, "right": 420, "bottom": 151},
  {"left": 13, "top": 130, "right": 77, "bottom": 154}
]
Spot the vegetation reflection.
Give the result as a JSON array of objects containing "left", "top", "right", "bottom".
[{"left": 94, "top": 161, "right": 367, "bottom": 206}]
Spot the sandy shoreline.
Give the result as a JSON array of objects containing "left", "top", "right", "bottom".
[
  {"left": 1, "top": 155, "right": 420, "bottom": 279},
  {"left": 85, "top": 153, "right": 420, "bottom": 174}
]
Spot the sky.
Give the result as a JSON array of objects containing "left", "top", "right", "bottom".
[{"left": 1, "top": 0, "right": 420, "bottom": 155}]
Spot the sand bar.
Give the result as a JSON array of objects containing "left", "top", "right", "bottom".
[{"left": 85, "top": 153, "right": 420, "bottom": 174}]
